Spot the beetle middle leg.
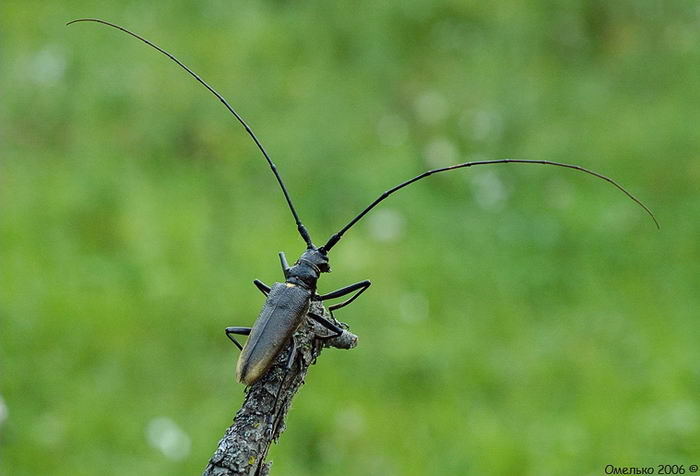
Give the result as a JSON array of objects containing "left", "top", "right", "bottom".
[
  {"left": 319, "top": 280, "right": 371, "bottom": 312},
  {"left": 310, "top": 281, "right": 369, "bottom": 342},
  {"left": 308, "top": 312, "right": 345, "bottom": 339},
  {"left": 228, "top": 279, "right": 270, "bottom": 353},
  {"left": 225, "top": 327, "right": 251, "bottom": 351}
]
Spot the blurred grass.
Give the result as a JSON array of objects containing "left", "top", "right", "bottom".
[{"left": 2, "top": 1, "right": 699, "bottom": 475}]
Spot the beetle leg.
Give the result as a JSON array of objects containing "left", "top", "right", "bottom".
[
  {"left": 225, "top": 326, "right": 251, "bottom": 351},
  {"left": 253, "top": 279, "right": 271, "bottom": 296},
  {"left": 308, "top": 312, "right": 344, "bottom": 339},
  {"left": 269, "top": 338, "right": 298, "bottom": 434},
  {"left": 283, "top": 338, "right": 298, "bottom": 371},
  {"left": 319, "top": 280, "right": 371, "bottom": 312}
]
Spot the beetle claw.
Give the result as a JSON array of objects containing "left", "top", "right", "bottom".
[{"left": 265, "top": 414, "right": 275, "bottom": 434}]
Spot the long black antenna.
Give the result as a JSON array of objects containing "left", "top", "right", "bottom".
[
  {"left": 321, "top": 158, "right": 658, "bottom": 252},
  {"left": 67, "top": 18, "right": 314, "bottom": 248}
]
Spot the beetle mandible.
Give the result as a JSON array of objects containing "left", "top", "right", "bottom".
[{"left": 68, "top": 18, "right": 659, "bottom": 388}]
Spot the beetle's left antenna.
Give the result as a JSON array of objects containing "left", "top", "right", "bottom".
[{"left": 66, "top": 18, "right": 314, "bottom": 248}]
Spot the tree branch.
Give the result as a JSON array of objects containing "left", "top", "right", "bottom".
[{"left": 202, "top": 300, "right": 358, "bottom": 476}]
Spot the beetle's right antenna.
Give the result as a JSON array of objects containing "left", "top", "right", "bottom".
[
  {"left": 320, "top": 158, "right": 659, "bottom": 252},
  {"left": 66, "top": 18, "right": 314, "bottom": 248}
]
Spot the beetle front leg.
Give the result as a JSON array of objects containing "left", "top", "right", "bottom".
[
  {"left": 279, "top": 251, "right": 290, "bottom": 278},
  {"left": 225, "top": 327, "right": 251, "bottom": 351}
]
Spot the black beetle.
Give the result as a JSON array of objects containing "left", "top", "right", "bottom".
[{"left": 67, "top": 18, "right": 658, "bottom": 389}]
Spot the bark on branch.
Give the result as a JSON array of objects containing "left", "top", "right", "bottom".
[{"left": 202, "top": 300, "right": 357, "bottom": 476}]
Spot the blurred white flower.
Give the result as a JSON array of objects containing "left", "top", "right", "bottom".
[
  {"left": 458, "top": 108, "right": 503, "bottom": 141},
  {"left": 29, "top": 46, "right": 66, "bottom": 85},
  {"left": 368, "top": 208, "right": 405, "bottom": 243},
  {"left": 146, "top": 417, "right": 191, "bottom": 461},
  {"left": 334, "top": 405, "right": 365, "bottom": 438},
  {"left": 423, "top": 137, "right": 458, "bottom": 168},
  {"left": 414, "top": 90, "right": 449, "bottom": 125},
  {"left": 0, "top": 395, "right": 7, "bottom": 427},
  {"left": 470, "top": 167, "right": 508, "bottom": 210}
]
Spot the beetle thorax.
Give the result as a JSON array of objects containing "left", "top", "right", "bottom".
[{"left": 286, "top": 248, "right": 330, "bottom": 289}]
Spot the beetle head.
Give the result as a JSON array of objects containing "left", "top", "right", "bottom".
[
  {"left": 299, "top": 248, "right": 331, "bottom": 273},
  {"left": 285, "top": 248, "right": 330, "bottom": 289}
]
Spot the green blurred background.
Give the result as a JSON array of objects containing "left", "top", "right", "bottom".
[{"left": 2, "top": 1, "right": 699, "bottom": 475}]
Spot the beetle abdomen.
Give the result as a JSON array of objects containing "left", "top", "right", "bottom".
[{"left": 236, "top": 282, "right": 312, "bottom": 385}]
